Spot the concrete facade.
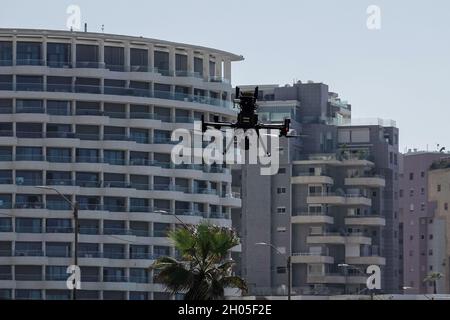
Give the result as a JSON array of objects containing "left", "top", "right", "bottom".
[
  {"left": 398, "top": 151, "right": 446, "bottom": 294},
  {"left": 428, "top": 158, "right": 450, "bottom": 293},
  {"left": 233, "top": 81, "right": 400, "bottom": 296}
]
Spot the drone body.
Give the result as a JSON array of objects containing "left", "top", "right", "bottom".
[{"left": 201, "top": 87, "right": 292, "bottom": 141}]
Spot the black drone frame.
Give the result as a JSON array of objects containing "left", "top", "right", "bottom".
[{"left": 200, "top": 86, "right": 294, "bottom": 155}]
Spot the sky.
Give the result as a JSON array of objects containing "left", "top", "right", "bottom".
[{"left": 1, "top": 0, "right": 449, "bottom": 152}]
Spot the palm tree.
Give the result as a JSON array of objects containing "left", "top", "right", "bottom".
[
  {"left": 423, "top": 272, "right": 443, "bottom": 294},
  {"left": 151, "top": 222, "right": 247, "bottom": 300}
]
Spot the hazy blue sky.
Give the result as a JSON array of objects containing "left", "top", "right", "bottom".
[{"left": 1, "top": 0, "right": 449, "bottom": 152}]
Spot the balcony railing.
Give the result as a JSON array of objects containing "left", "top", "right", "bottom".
[{"left": 0, "top": 82, "right": 232, "bottom": 108}]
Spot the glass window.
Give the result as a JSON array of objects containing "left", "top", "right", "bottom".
[
  {"left": 0, "top": 99, "right": 12, "bottom": 114},
  {"left": 16, "top": 99, "right": 44, "bottom": 113},
  {"left": 104, "top": 150, "right": 125, "bottom": 165},
  {"left": 16, "top": 218, "right": 42, "bottom": 233},
  {"left": 15, "top": 170, "right": 42, "bottom": 186},
  {"left": 130, "top": 48, "right": 148, "bottom": 71},
  {"left": 15, "top": 242, "right": 42, "bottom": 256},
  {"left": 0, "top": 41, "right": 12, "bottom": 66},
  {"left": 46, "top": 290, "right": 71, "bottom": 300},
  {"left": 0, "top": 194, "right": 12, "bottom": 209},
  {"left": 130, "top": 292, "right": 148, "bottom": 300},
  {"left": 103, "top": 220, "right": 125, "bottom": 235},
  {"left": 130, "top": 128, "right": 149, "bottom": 144},
  {"left": 76, "top": 196, "right": 100, "bottom": 210},
  {"left": 46, "top": 218, "right": 72, "bottom": 232},
  {"left": 46, "top": 242, "right": 71, "bottom": 257},
  {"left": 76, "top": 44, "right": 99, "bottom": 67},
  {"left": 79, "top": 219, "right": 99, "bottom": 235},
  {"left": 0, "top": 170, "right": 12, "bottom": 185},
  {"left": 47, "top": 43, "right": 71, "bottom": 67},
  {"left": 47, "top": 76, "right": 72, "bottom": 92},
  {"left": 76, "top": 172, "right": 99, "bottom": 187},
  {"left": 0, "top": 289, "right": 12, "bottom": 300},
  {"left": 103, "top": 268, "right": 126, "bottom": 282},
  {"left": 194, "top": 57, "right": 203, "bottom": 76},
  {"left": 130, "top": 268, "right": 148, "bottom": 283},
  {"left": 104, "top": 46, "right": 124, "bottom": 71},
  {"left": 104, "top": 197, "right": 126, "bottom": 212},
  {"left": 16, "top": 75, "right": 43, "bottom": 91},
  {"left": 47, "top": 147, "right": 71, "bottom": 163},
  {"left": 76, "top": 148, "right": 99, "bottom": 163},
  {"left": 130, "top": 198, "right": 149, "bottom": 212},
  {"left": 15, "top": 289, "right": 42, "bottom": 300},
  {"left": 154, "top": 51, "right": 170, "bottom": 75},
  {"left": 47, "top": 100, "right": 71, "bottom": 116},
  {"left": 16, "top": 42, "right": 42, "bottom": 65},
  {"left": 0, "top": 217, "right": 12, "bottom": 232},
  {"left": 16, "top": 147, "right": 43, "bottom": 161},
  {"left": 46, "top": 266, "right": 68, "bottom": 281}
]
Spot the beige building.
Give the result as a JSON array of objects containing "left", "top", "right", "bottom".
[{"left": 428, "top": 159, "right": 450, "bottom": 293}]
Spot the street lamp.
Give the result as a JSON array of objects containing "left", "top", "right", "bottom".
[
  {"left": 36, "top": 186, "right": 79, "bottom": 300},
  {"left": 255, "top": 242, "right": 291, "bottom": 300}
]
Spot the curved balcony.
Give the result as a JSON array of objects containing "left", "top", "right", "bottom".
[
  {"left": 345, "top": 215, "right": 386, "bottom": 226},
  {"left": 345, "top": 175, "right": 386, "bottom": 188},
  {"left": 307, "top": 273, "right": 367, "bottom": 284},
  {"left": 291, "top": 173, "right": 334, "bottom": 185},
  {"left": 0, "top": 82, "right": 232, "bottom": 109},
  {"left": 291, "top": 253, "right": 334, "bottom": 264},
  {"left": 307, "top": 232, "right": 372, "bottom": 245},
  {"left": 291, "top": 212, "right": 334, "bottom": 224},
  {"left": 346, "top": 255, "right": 386, "bottom": 266}
]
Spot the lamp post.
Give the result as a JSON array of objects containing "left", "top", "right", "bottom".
[
  {"left": 36, "top": 186, "right": 79, "bottom": 300},
  {"left": 256, "top": 242, "right": 291, "bottom": 300}
]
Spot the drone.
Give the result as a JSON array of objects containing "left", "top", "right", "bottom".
[{"left": 201, "top": 86, "right": 300, "bottom": 154}]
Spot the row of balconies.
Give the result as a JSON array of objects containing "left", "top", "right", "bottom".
[
  {"left": 0, "top": 154, "right": 228, "bottom": 174},
  {"left": 291, "top": 212, "right": 386, "bottom": 226},
  {"left": 291, "top": 173, "right": 385, "bottom": 188},
  {"left": 306, "top": 193, "right": 372, "bottom": 206},
  {"left": 0, "top": 81, "right": 231, "bottom": 108},
  {"left": 291, "top": 253, "right": 386, "bottom": 266}
]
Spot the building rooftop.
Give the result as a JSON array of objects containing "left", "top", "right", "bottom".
[{"left": 0, "top": 27, "right": 244, "bottom": 61}]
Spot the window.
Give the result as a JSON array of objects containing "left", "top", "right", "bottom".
[
  {"left": 76, "top": 44, "right": 99, "bottom": 67},
  {"left": 445, "top": 203, "right": 449, "bottom": 211},
  {"left": 276, "top": 207, "right": 286, "bottom": 214},
  {"left": 276, "top": 227, "right": 287, "bottom": 232},
  {"left": 16, "top": 42, "right": 42, "bottom": 65},
  {"left": 47, "top": 43, "right": 71, "bottom": 67},
  {"left": 409, "top": 204, "right": 414, "bottom": 212},
  {"left": 278, "top": 168, "right": 286, "bottom": 174},
  {"left": 399, "top": 189, "right": 403, "bottom": 198},
  {"left": 421, "top": 171, "right": 425, "bottom": 178},
  {"left": 104, "top": 46, "right": 124, "bottom": 71},
  {"left": 421, "top": 203, "right": 425, "bottom": 211},
  {"left": 409, "top": 172, "right": 414, "bottom": 180},
  {"left": 409, "top": 189, "right": 414, "bottom": 197},
  {"left": 277, "top": 187, "right": 286, "bottom": 194},
  {"left": 0, "top": 41, "right": 13, "bottom": 65},
  {"left": 437, "top": 184, "right": 441, "bottom": 192},
  {"left": 276, "top": 267, "right": 286, "bottom": 274},
  {"left": 130, "top": 48, "right": 148, "bottom": 71},
  {"left": 421, "top": 187, "right": 425, "bottom": 195},
  {"left": 429, "top": 234, "right": 434, "bottom": 240}
]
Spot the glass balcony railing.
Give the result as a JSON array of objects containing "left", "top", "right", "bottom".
[
  {"left": 0, "top": 59, "right": 13, "bottom": 66},
  {"left": 0, "top": 82, "right": 232, "bottom": 108},
  {"left": 16, "top": 59, "right": 45, "bottom": 66}
]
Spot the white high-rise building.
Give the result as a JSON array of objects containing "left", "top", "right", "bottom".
[{"left": 0, "top": 28, "right": 242, "bottom": 300}]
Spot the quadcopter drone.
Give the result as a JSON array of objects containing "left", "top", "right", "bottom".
[{"left": 201, "top": 86, "right": 299, "bottom": 154}]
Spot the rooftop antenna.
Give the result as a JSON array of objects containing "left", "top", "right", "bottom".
[
  {"left": 84, "top": 23, "right": 87, "bottom": 32},
  {"left": 101, "top": 24, "right": 104, "bottom": 33}
]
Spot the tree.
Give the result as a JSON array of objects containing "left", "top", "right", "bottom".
[
  {"left": 423, "top": 272, "right": 443, "bottom": 294},
  {"left": 151, "top": 222, "right": 247, "bottom": 300}
]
